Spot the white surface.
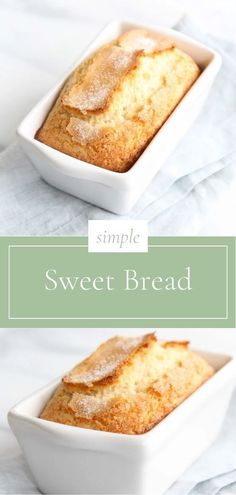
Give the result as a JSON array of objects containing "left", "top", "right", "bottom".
[
  {"left": 0, "top": 0, "right": 235, "bottom": 232},
  {"left": 1, "top": 328, "right": 236, "bottom": 494},
  {"left": 8, "top": 349, "right": 235, "bottom": 495},
  {"left": 18, "top": 20, "right": 221, "bottom": 214}
]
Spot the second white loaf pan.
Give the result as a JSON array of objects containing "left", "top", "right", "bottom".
[{"left": 8, "top": 349, "right": 235, "bottom": 495}]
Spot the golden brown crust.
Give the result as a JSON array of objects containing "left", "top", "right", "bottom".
[
  {"left": 40, "top": 334, "right": 214, "bottom": 435},
  {"left": 117, "top": 29, "right": 175, "bottom": 53},
  {"left": 62, "top": 45, "right": 142, "bottom": 115},
  {"left": 63, "top": 333, "right": 156, "bottom": 391},
  {"left": 35, "top": 29, "right": 200, "bottom": 173},
  {"left": 162, "top": 340, "right": 189, "bottom": 348}
]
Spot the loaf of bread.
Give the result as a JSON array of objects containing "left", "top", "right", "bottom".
[
  {"left": 40, "top": 333, "right": 213, "bottom": 434},
  {"left": 36, "top": 29, "right": 200, "bottom": 172}
]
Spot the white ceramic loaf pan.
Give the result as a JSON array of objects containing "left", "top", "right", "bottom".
[
  {"left": 17, "top": 21, "right": 221, "bottom": 214},
  {"left": 8, "top": 350, "right": 236, "bottom": 495}
]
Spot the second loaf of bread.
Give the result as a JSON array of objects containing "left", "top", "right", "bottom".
[
  {"left": 36, "top": 29, "right": 200, "bottom": 172},
  {"left": 40, "top": 333, "right": 213, "bottom": 434}
]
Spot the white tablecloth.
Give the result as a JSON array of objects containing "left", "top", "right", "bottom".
[{"left": 0, "top": 328, "right": 236, "bottom": 495}]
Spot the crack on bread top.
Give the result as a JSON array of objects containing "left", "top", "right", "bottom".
[
  {"left": 62, "top": 29, "right": 176, "bottom": 116},
  {"left": 63, "top": 333, "right": 156, "bottom": 390},
  {"left": 62, "top": 44, "right": 141, "bottom": 115}
]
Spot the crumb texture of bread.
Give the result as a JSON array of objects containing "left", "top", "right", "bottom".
[
  {"left": 40, "top": 333, "right": 214, "bottom": 434},
  {"left": 35, "top": 29, "right": 200, "bottom": 172}
]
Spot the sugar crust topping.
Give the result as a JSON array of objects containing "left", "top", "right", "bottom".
[
  {"left": 63, "top": 45, "right": 138, "bottom": 114},
  {"left": 64, "top": 335, "right": 146, "bottom": 386},
  {"left": 62, "top": 28, "right": 176, "bottom": 146},
  {"left": 117, "top": 29, "right": 174, "bottom": 53},
  {"left": 68, "top": 393, "right": 108, "bottom": 418},
  {"left": 66, "top": 117, "right": 101, "bottom": 144}
]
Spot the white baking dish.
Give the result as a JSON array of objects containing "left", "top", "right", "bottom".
[
  {"left": 17, "top": 21, "right": 221, "bottom": 214},
  {"left": 8, "top": 350, "right": 236, "bottom": 495}
]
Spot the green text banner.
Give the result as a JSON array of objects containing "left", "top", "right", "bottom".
[{"left": 0, "top": 237, "right": 234, "bottom": 328}]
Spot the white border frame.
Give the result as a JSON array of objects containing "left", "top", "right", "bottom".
[{"left": 8, "top": 244, "right": 229, "bottom": 321}]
